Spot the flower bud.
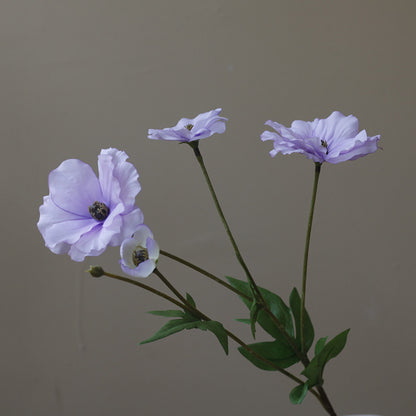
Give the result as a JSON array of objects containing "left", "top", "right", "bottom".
[{"left": 88, "top": 265, "right": 104, "bottom": 278}]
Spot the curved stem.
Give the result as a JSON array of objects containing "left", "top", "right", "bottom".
[
  {"left": 160, "top": 249, "right": 250, "bottom": 300},
  {"left": 300, "top": 162, "right": 321, "bottom": 352}
]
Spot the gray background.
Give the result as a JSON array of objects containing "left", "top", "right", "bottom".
[{"left": 1, "top": 1, "right": 415, "bottom": 415}]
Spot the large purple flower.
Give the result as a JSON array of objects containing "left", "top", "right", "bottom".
[
  {"left": 148, "top": 108, "right": 227, "bottom": 142},
  {"left": 37, "top": 148, "right": 143, "bottom": 262},
  {"left": 261, "top": 111, "right": 380, "bottom": 164}
]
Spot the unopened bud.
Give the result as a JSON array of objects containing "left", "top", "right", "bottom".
[{"left": 87, "top": 266, "right": 104, "bottom": 278}]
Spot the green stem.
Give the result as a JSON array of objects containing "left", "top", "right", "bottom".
[
  {"left": 300, "top": 162, "right": 322, "bottom": 353},
  {"left": 188, "top": 141, "right": 263, "bottom": 302},
  {"left": 153, "top": 268, "right": 189, "bottom": 306},
  {"left": 317, "top": 386, "right": 337, "bottom": 416},
  {"left": 188, "top": 141, "right": 311, "bottom": 365},
  {"left": 102, "top": 272, "right": 188, "bottom": 311},
  {"left": 160, "top": 249, "right": 250, "bottom": 301}
]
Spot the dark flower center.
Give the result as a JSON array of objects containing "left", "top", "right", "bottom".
[
  {"left": 88, "top": 201, "right": 110, "bottom": 221},
  {"left": 132, "top": 248, "right": 149, "bottom": 266},
  {"left": 185, "top": 124, "right": 193, "bottom": 131},
  {"left": 320, "top": 139, "right": 329, "bottom": 155}
]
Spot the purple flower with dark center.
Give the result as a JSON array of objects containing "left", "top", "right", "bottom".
[
  {"left": 37, "top": 148, "right": 143, "bottom": 262},
  {"left": 148, "top": 108, "right": 227, "bottom": 142},
  {"left": 119, "top": 225, "right": 159, "bottom": 278},
  {"left": 261, "top": 111, "right": 380, "bottom": 164}
]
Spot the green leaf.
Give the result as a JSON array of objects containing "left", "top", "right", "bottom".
[
  {"left": 314, "top": 337, "right": 328, "bottom": 356},
  {"left": 226, "top": 276, "right": 294, "bottom": 343},
  {"left": 238, "top": 340, "right": 300, "bottom": 371},
  {"left": 289, "top": 287, "right": 315, "bottom": 352},
  {"left": 141, "top": 315, "right": 229, "bottom": 355},
  {"left": 140, "top": 319, "right": 199, "bottom": 345},
  {"left": 302, "top": 329, "right": 350, "bottom": 387},
  {"left": 249, "top": 300, "right": 261, "bottom": 338},
  {"left": 186, "top": 293, "right": 196, "bottom": 308},
  {"left": 197, "top": 321, "right": 229, "bottom": 355},
  {"left": 236, "top": 318, "right": 251, "bottom": 324},
  {"left": 147, "top": 310, "right": 185, "bottom": 318},
  {"left": 289, "top": 383, "right": 308, "bottom": 404}
]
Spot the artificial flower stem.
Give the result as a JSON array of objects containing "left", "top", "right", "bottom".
[
  {"left": 188, "top": 141, "right": 310, "bottom": 366},
  {"left": 316, "top": 386, "right": 337, "bottom": 416},
  {"left": 300, "top": 162, "right": 322, "bottom": 352},
  {"left": 99, "top": 270, "right": 332, "bottom": 413},
  {"left": 153, "top": 268, "right": 189, "bottom": 306},
  {"left": 160, "top": 249, "right": 250, "bottom": 300},
  {"left": 188, "top": 141, "right": 264, "bottom": 303},
  {"left": 102, "top": 272, "right": 188, "bottom": 311}
]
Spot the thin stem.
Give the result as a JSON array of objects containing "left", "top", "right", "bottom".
[
  {"left": 160, "top": 249, "right": 250, "bottom": 301},
  {"left": 317, "top": 386, "right": 337, "bottom": 416},
  {"left": 102, "top": 272, "right": 186, "bottom": 310},
  {"left": 300, "top": 162, "right": 322, "bottom": 352},
  {"left": 188, "top": 141, "right": 311, "bottom": 365},
  {"left": 153, "top": 268, "right": 188, "bottom": 305},
  {"left": 188, "top": 141, "right": 263, "bottom": 301}
]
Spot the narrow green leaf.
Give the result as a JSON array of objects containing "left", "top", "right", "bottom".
[
  {"left": 302, "top": 329, "right": 350, "bottom": 387},
  {"left": 198, "top": 321, "right": 229, "bottom": 355},
  {"left": 236, "top": 318, "right": 251, "bottom": 324},
  {"left": 314, "top": 337, "right": 328, "bottom": 356},
  {"left": 186, "top": 293, "right": 196, "bottom": 308},
  {"left": 147, "top": 310, "right": 185, "bottom": 318},
  {"left": 140, "top": 319, "right": 199, "bottom": 345},
  {"left": 238, "top": 340, "right": 300, "bottom": 371},
  {"left": 289, "top": 383, "right": 308, "bottom": 404},
  {"left": 249, "top": 300, "right": 261, "bottom": 338},
  {"left": 226, "top": 276, "right": 294, "bottom": 343},
  {"left": 289, "top": 287, "right": 315, "bottom": 352}
]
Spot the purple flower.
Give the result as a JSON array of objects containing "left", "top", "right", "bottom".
[
  {"left": 119, "top": 225, "right": 159, "bottom": 278},
  {"left": 261, "top": 111, "right": 380, "bottom": 164},
  {"left": 148, "top": 108, "right": 227, "bottom": 142},
  {"left": 37, "top": 148, "right": 143, "bottom": 262}
]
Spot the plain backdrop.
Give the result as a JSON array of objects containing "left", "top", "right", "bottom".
[{"left": 1, "top": 1, "right": 415, "bottom": 415}]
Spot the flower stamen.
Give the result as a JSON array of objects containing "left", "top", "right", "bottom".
[
  {"left": 88, "top": 201, "right": 110, "bottom": 221},
  {"left": 320, "top": 140, "right": 329, "bottom": 155},
  {"left": 185, "top": 124, "right": 193, "bottom": 131},
  {"left": 132, "top": 247, "right": 149, "bottom": 266}
]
